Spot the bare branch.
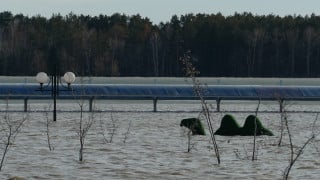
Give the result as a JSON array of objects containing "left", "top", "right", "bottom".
[
  {"left": 282, "top": 109, "right": 317, "bottom": 179},
  {"left": 252, "top": 99, "right": 261, "bottom": 161},
  {"left": 180, "top": 51, "right": 220, "bottom": 164},
  {"left": 0, "top": 98, "right": 28, "bottom": 171},
  {"left": 123, "top": 120, "right": 132, "bottom": 144}
]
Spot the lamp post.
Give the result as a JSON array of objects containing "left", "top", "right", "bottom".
[{"left": 36, "top": 71, "right": 76, "bottom": 121}]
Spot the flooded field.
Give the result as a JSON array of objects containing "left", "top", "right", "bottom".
[{"left": 0, "top": 101, "right": 319, "bottom": 179}]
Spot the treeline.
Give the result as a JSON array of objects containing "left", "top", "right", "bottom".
[{"left": 1, "top": 11, "right": 320, "bottom": 77}]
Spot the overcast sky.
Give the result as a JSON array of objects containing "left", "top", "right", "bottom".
[{"left": 1, "top": 0, "right": 320, "bottom": 24}]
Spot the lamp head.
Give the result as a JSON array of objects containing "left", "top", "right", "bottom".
[
  {"left": 63, "top": 72, "right": 76, "bottom": 87},
  {"left": 36, "top": 72, "right": 49, "bottom": 88}
]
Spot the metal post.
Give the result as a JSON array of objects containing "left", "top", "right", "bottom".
[
  {"left": 153, "top": 97, "right": 158, "bottom": 112},
  {"left": 279, "top": 99, "right": 284, "bottom": 113},
  {"left": 53, "top": 74, "right": 57, "bottom": 121},
  {"left": 24, "top": 97, "right": 28, "bottom": 112},
  {"left": 89, "top": 96, "right": 94, "bottom": 112},
  {"left": 216, "top": 98, "right": 221, "bottom": 112}
]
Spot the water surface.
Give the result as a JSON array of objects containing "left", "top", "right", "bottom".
[{"left": 0, "top": 102, "right": 319, "bottom": 179}]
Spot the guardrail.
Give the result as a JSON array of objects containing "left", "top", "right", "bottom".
[
  {"left": 1, "top": 84, "right": 320, "bottom": 112},
  {"left": 1, "top": 94, "right": 320, "bottom": 112}
]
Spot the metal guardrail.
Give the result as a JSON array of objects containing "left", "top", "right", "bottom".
[
  {"left": 2, "top": 94, "right": 320, "bottom": 112},
  {"left": 1, "top": 84, "right": 320, "bottom": 112}
]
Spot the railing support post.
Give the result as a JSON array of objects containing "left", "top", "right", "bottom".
[
  {"left": 24, "top": 97, "right": 28, "bottom": 112},
  {"left": 89, "top": 96, "right": 94, "bottom": 112},
  {"left": 216, "top": 98, "right": 221, "bottom": 112},
  {"left": 52, "top": 74, "right": 57, "bottom": 121},
  {"left": 279, "top": 99, "right": 284, "bottom": 113},
  {"left": 153, "top": 97, "right": 158, "bottom": 112}
]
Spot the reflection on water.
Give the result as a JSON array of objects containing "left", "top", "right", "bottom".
[{"left": 0, "top": 102, "right": 319, "bottom": 179}]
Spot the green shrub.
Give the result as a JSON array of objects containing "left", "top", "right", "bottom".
[
  {"left": 241, "top": 115, "right": 274, "bottom": 136},
  {"left": 180, "top": 118, "right": 206, "bottom": 135},
  {"left": 214, "top": 114, "right": 242, "bottom": 136},
  {"left": 214, "top": 114, "right": 274, "bottom": 136}
]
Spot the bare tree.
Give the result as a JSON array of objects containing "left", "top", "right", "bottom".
[
  {"left": 0, "top": 99, "right": 28, "bottom": 171},
  {"left": 285, "top": 28, "right": 299, "bottom": 76},
  {"left": 246, "top": 28, "right": 265, "bottom": 76},
  {"left": 180, "top": 120, "right": 195, "bottom": 153},
  {"left": 99, "top": 111, "right": 117, "bottom": 144},
  {"left": 272, "top": 28, "right": 283, "bottom": 75},
  {"left": 123, "top": 120, "right": 132, "bottom": 144},
  {"left": 303, "top": 26, "right": 317, "bottom": 77},
  {"left": 276, "top": 97, "right": 295, "bottom": 147},
  {"left": 75, "top": 80, "right": 95, "bottom": 162},
  {"left": 277, "top": 97, "right": 285, "bottom": 146},
  {"left": 98, "top": 109, "right": 132, "bottom": 144},
  {"left": 282, "top": 112, "right": 317, "bottom": 179},
  {"left": 186, "top": 127, "right": 193, "bottom": 153},
  {"left": 78, "top": 102, "right": 94, "bottom": 162},
  {"left": 181, "top": 51, "right": 220, "bottom": 164},
  {"left": 44, "top": 105, "right": 54, "bottom": 151},
  {"left": 81, "top": 26, "right": 95, "bottom": 76},
  {"left": 150, "top": 31, "right": 160, "bottom": 76},
  {"left": 252, "top": 99, "right": 261, "bottom": 161},
  {"left": 107, "top": 24, "right": 126, "bottom": 76}
]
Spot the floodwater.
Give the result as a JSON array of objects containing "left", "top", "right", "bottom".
[{"left": 0, "top": 100, "right": 319, "bottom": 180}]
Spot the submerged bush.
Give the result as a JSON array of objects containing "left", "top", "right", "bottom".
[
  {"left": 180, "top": 118, "right": 206, "bottom": 135},
  {"left": 241, "top": 115, "right": 274, "bottom": 136},
  {"left": 214, "top": 114, "right": 274, "bottom": 136},
  {"left": 214, "top": 114, "right": 242, "bottom": 136}
]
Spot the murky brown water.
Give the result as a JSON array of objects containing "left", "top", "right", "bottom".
[{"left": 0, "top": 101, "right": 319, "bottom": 179}]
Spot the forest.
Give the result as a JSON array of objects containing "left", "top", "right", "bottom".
[{"left": 1, "top": 11, "right": 320, "bottom": 77}]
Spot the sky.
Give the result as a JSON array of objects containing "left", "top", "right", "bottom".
[{"left": 1, "top": 0, "right": 320, "bottom": 24}]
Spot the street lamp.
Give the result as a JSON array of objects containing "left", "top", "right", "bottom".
[
  {"left": 36, "top": 71, "right": 76, "bottom": 121},
  {"left": 63, "top": 72, "right": 76, "bottom": 88},
  {"left": 36, "top": 72, "right": 49, "bottom": 89}
]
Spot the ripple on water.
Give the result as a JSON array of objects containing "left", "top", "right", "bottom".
[{"left": 0, "top": 103, "right": 319, "bottom": 179}]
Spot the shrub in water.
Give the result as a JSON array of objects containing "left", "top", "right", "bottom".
[
  {"left": 214, "top": 114, "right": 242, "bottom": 136},
  {"left": 214, "top": 114, "right": 274, "bottom": 136},
  {"left": 180, "top": 118, "right": 206, "bottom": 135},
  {"left": 241, "top": 115, "right": 274, "bottom": 136}
]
